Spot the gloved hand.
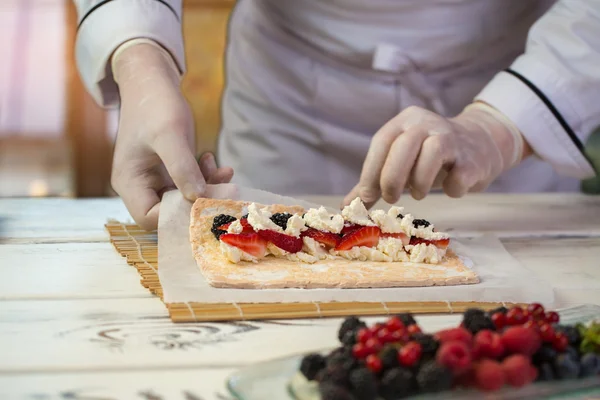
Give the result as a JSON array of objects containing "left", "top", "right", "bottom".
[
  {"left": 111, "top": 39, "right": 233, "bottom": 230},
  {"left": 343, "top": 103, "right": 530, "bottom": 208}
]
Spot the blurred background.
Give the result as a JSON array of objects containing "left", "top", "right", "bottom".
[
  {"left": 1, "top": 0, "right": 598, "bottom": 199},
  {"left": 0, "top": 0, "right": 234, "bottom": 198}
]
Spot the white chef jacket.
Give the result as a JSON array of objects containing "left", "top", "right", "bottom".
[{"left": 72, "top": 0, "right": 600, "bottom": 195}]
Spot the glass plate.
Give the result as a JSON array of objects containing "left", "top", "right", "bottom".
[{"left": 227, "top": 305, "right": 600, "bottom": 400}]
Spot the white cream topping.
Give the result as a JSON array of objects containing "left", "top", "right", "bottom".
[
  {"left": 334, "top": 246, "right": 392, "bottom": 262},
  {"left": 220, "top": 241, "right": 258, "bottom": 263},
  {"left": 247, "top": 203, "right": 283, "bottom": 232},
  {"left": 342, "top": 197, "right": 376, "bottom": 226},
  {"left": 303, "top": 206, "right": 345, "bottom": 233},
  {"left": 405, "top": 243, "right": 445, "bottom": 264},
  {"left": 400, "top": 213, "right": 449, "bottom": 240},
  {"left": 226, "top": 220, "right": 243, "bottom": 234},
  {"left": 302, "top": 237, "right": 334, "bottom": 260},
  {"left": 377, "top": 237, "right": 409, "bottom": 262},
  {"left": 284, "top": 214, "right": 308, "bottom": 237},
  {"left": 369, "top": 206, "right": 404, "bottom": 233}
]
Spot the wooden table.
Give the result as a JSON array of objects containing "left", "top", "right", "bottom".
[{"left": 1, "top": 194, "right": 600, "bottom": 399}]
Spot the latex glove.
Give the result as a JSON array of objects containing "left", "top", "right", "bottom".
[
  {"left": 343, "top": 103, "right": 527, "bottom": 208},
  {"left": 111, "top": 39, "right": 233, "bottom": 230}
]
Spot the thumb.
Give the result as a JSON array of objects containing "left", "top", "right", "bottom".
[{"left": 152, "top": 132, "right": 206, "bottom": 201}]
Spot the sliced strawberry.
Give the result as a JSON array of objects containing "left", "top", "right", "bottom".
[
  {"left": 301, "top": 228, "right": 341, "bottom": 249},
  {"left": 381, "top": 232, "right": 410, "bottom": 246},
  {"left": 220, "top": 233, "right": 267, "bottom": 258},
  {"left": 409, "top": 237, "right": 450, "bottom": 249},
  {"left": 218, "top": 218, "right": 254, "bottom": 234},
  {"left": 341, "top": 223, "right": 362, "bottom": 235},
  {"left": 335, "top": 226, "right": 381, "bottom": 251},
  {"left": 258, "top": 230, "right": 303, "bottom": 253}
]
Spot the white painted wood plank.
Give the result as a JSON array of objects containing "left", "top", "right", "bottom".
[
  {"left": 0, "top": 198, "right": 130, "bottom": 241},
  {"left": 0, "top": 243, "right": 152, "bottom": 300},
  {"left": 0, "top": 368, "right": 238, "bottom": 400},
  {"left": 0, "top": 298, "right": 462, "bottom": 373}
]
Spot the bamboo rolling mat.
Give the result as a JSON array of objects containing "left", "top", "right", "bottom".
[{"left": 105, "top": 221, "right": 524, "bottom": 322}]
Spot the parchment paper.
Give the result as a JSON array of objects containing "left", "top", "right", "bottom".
[{"left": 157, "top": 188, "right": 555, "bottom": 306}]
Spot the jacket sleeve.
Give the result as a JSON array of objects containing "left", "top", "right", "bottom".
[
  {"left": 72, "top": 0, "right": 186, "bottom": 108},
  {"left": 475, "top": 0, "right": 600, "bottom": 179}
]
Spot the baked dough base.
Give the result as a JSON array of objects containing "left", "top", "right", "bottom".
[{"left": 190, "top": 199, "right": 480, "bottom": 289}]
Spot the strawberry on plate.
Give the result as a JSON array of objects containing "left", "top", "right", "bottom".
[
  {"left": 335, "top": 226, "right": 381, "bottom": 251},
  {"left": 220, "top": 232, "right": 267, "bottom": 257},
  {"left": 381, "top": 231, "right": 410, "bottom": 246},
  {"left": 258, "top": 230, "right": 303, "bottom": 253},
  {"left": 409, "top": 237, "right": 450, "bottom": 249},
  {"left": 218, "top": 217, "right": 255, "bottom": 234},
  {"left": 301, "top": 228, "right": 341, "bottom": 249}
]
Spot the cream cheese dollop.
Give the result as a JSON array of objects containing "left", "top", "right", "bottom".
[
  {"left": 247, "top": 203, "right": 283, "bottom": 232},
  {"left": 303, "top": 206, "right": 345, "bottom": 233},
  {"left": 342, "top": 197, "right": 376, "bottom": 226}
]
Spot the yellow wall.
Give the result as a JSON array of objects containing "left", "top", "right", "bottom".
[{"left": 181, "top": 0, "right": 235, "bottom": 156}]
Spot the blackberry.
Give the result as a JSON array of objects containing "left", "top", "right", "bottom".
[
  {"left": 380, "top": 345, "right": 400, "bottom": 370},
  {"left": 416, "top": 361, "right": 453, "bottom": 392},
  {"left": 412, "top": 333, "right": 439, "bottom": 358},
  {"left": 463, "top": 307, "right": 486, "bottom": 320},
  {"left": 397, "top": 213, "right": 404, "bottom": 219},
  {"left": 318, "top": 382, "right": 356, "bottom": 400},
  {"left": 555, "top": 325, "right": 582, "bottom": 347},
  {"left": 327, "top": 347, "right": 354, "bottom": 368},
  {"left": 463, "top": 314, "right": 496, "bottom": 334},
  {"left": 348, "top": 367, "right": 378, "bottom": 400},
  {"left": 380, "top": 367, "right": 416, "bottom": 400},
  {"left": 396, "top": 313, "right": 417, "bottom": 327},
  {"left": 536, "top": 363, "right": 555, "bottom": 382},
  {"left": 412, "top": 219, "right": 431, "bottom": 228},
  {"left": 580, "top": 353, "right": 600, "bottom": 377},
  {"left": 300, "top": 353, "right": 326, "bottom": 381},
  {"left": 270, "top": 212, "right": 292, "bottom": 230},
  {"left": 554, "top": 353, "right": 581, "bottom": 379},
  {"left": 338, "top": 316, "right": 365, "bottom": 342},
  {"left": 488, "top": 306, "right": 508, "bottom": 315},
  {"left": 341, "top": 330, "right": 357, "bottom": 347},
  {"left": 210, "top": 214, "right": 236, "bottom": 239},
  {"left": 318, "top": 364, "right": 350, "bottom": 387},
  {"left": 533, "top": 344, "right": 558, "bottom": 366}
]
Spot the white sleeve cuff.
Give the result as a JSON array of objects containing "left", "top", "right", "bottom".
[
  {"left": 75, "top": 0, "right": 186, "bottom": 108},
  {"left": 475, "top": 70, "right": 595, "bottom": 179}
]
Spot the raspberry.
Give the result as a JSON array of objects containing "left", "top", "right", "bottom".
[
  {"left": 398, "top": 342, "right": 422, "bottom": 367},
  {"left": 407, "top": 324, "right": 422, "bottom": 336},
  {"left": 366, "top": 354, "right": 383, "bottom": 374},
  {"left": 545, "top": 311, "right": 560, "bottom": 324},
  {"left": 434, "top": 327, "right": 473, "bottom": 346},
  {"left": 472, "top": 330, "right": 504, "bottom": 359},
  {"left": 474, "top": 359, "right": 505, "bottom": 391},
  {"left": 539, "top": 323, "right": 555, "bottom": 343},
  {"left": 300, "top": 353, "right": 326, "bottom": 380},
  {"left": 502, "top": 354, "right": 538, "bottom": 387},
  {"left": 552, "top": 332, "right": 569, "bottom": 352},
  {"left": 338, "top": 316, "right": 366, "bottom": 342},
  {"left": 379, "top": 367, "right": 415, "bottom": 400},
  {"left": 527, "top": 303, "right": 545, "bottom": 318},
  {"left": 416, "top": 360, "right": 453, "bottom": 392},
  {"left": 349, "top": 367, "right": 378, "bottom": 400},
  {"left": 385, "top": 316, "right": 405, "bottom": 332},
  {"left": 501, "top": 326, "right": 542, "bottom": 356},
  {"left": 491, "top": 312, "right": 507, "bottom": 330},
  {"left": 506, "top": 307, "right": 526, "bottom": 326},
  {"left": 436, "top": 341, "right": 472, "bottom": 375}
]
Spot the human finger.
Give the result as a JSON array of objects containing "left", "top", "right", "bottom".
[{"left": 407, "top": 134, "right": 454, "bottom": 200}]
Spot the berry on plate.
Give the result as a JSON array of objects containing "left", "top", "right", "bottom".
[
  {"left": 436, "top": 341, "right": 472, "bottom": 375},
  {"left": 501, "top": 326, "right": 542, "bottom": 357},
  {"left": 474, "top": 359, "right": 505, "bottom": 391},
  {"left": 502, "top": 354, "right": 538, "bottom": 387},
  {"left": 434, "top": 327, "right": 473, "bottom": 346}
]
